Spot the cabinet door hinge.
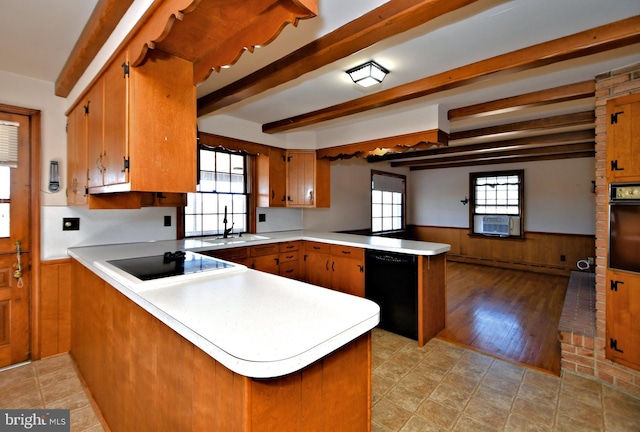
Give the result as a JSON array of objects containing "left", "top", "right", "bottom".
[
  {"left": 610, "top": 111, "right": 624, "bottom": 124},
  {"left": 123, "top": 157, "right": 130, "bottom": 172},
  {"left": 122, "top": 62, "right": 130, "bottom": 78},
  {"left": 610, "top": 280, "right": 624, "bottom": 291},
  {"left": 610, "top": 160, "right": 624, "bottom": 172},
  {"left": 609, "top": 338, "right": 624, "bottom": 353}
]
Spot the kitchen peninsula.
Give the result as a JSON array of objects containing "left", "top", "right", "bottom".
[{"left": 68, "top": 231, "right": 450, "bottom": 431}]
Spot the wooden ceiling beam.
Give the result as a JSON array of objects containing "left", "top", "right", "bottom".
[
  {"left": 447, "top": 80, "right": 595, "bottom": 120},
  {"left": 316, "top": 129, "right": 448, "bottom": 160},
  {"left": 367, "top": 129, "right": 594, "bottom": 162},
  {"left": 263, "top": 15, "right": 640, "bottom": 134},
  {"left": 197, "top": 0, "right": 480, "bottom": 117},
  {"left": 449, "top": 111, "right": 594, "bottom": 141},
  {"left": 407, "top": 151, "right": 595, "bottom": 170},
  {"left": 55, "top": 0, "right": 135, "bottom": 97},
  {"left": 390, "top": 142, "right": 594, "bottom": 167}
]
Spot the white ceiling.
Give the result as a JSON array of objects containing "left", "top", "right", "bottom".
[{"left": 2, "top": 0, "right": 640, "bottom": 136}]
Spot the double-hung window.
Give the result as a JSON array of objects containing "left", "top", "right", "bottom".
[
  {"left": 184, "top": 146, "right": 248, "bottom": 237},
  {"left": 371, "top": 170, "right": 405, "bottom": 233},
  {"left": 470, "top": 170, "right": 524, "bottom": 238}
]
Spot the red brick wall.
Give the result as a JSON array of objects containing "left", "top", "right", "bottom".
[{"left": 593, "top": 62, "right": 640, "bottom": 396}]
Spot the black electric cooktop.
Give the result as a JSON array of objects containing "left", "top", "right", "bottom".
[{"left": 107, "top": 251, "right": 233, "bottom": 281}]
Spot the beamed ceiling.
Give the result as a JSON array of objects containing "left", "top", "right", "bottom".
[{"left": 5, "top": 0, "right": 639, "bottom": 168}]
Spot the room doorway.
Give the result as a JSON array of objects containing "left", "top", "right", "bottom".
[{"left": 0, "top": 107, "right": 36, "bottom": 368}]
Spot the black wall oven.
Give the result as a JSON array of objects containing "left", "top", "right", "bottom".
[{"left": 609, "top": 183, "right": 640, "bottom": 274}]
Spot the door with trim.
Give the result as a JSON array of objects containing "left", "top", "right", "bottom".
[{"left": 0, "top": 111, "right": 31, "bottom": 367}]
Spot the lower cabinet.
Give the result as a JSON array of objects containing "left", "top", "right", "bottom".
[
  {"left": 303, "top": 241, "right": 365, "bottom": 297},
  {"left": 202, "top": 241, "right": 364, "bottom": 296},
  {"left": 201, "top": 242, "right": 302, "bottom": 279},
  {"left": 606, "top": 269, "right": 640, "bottom": 371}
]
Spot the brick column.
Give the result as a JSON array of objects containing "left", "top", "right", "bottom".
[{"left": 593, "top": 63, "right": 640, "bottom": 396}]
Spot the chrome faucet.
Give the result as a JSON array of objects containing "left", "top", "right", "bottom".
[
  {"left": 222, "top": 205, "right": 234, "bottom": 238},
  {"left": 223, "top": 222, "right": 234, "bottom": 238}
]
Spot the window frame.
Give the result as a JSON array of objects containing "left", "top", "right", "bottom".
[
  {"left": 371, "top": 169, "right": 406, "bottom": 234},
  {"left": 183, "top": 145, "right": 250, "bottom": 238},
  {"left": 469, "top": 169, "right": 524, "bottom": 239}
]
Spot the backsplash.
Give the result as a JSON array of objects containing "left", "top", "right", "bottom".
[{"left": 41, "top": 206, "right": 177, "bottom": 260}]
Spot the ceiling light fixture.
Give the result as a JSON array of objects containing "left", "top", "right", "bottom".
[{"left": 346, "top": 61, "right": 389, "bottom": 88}]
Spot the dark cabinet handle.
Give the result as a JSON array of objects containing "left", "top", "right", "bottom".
[
  {"left": 286, "top": 255, "right": 294, "bottom": 259},
  {"left": 332, "top": 261, "right": 335, "bottom": 272},
  {"left": 271, "top": 190, "right": 275, "bottom": 199},
  {"left": 275, "top": 258, "right": 279, "bottom": 265},
  {"left": 326, "top": 260, "right": 329, "bottom": 271},
  {"left": 341, "top": 250, "right": 351, "bottom": 255},
  {"left": 313, "top": 246, "right": 321, "bottom": 250}
]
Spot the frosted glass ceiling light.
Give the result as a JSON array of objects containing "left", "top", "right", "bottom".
[{"left": 346, "top": 61, "right": 389, "bottom": 88}]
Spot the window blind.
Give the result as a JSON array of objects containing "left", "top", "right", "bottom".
[{"left": 0, "top": 121, "right": 19, "bottom": 168}]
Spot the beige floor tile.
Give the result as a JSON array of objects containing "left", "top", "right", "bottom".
[
  {"left": 415, "top": 398, "right": 461, "bottom": 430},
  {"left": 386, "top": 385, "right": 426, "bottom": 413},
  {"left": 554, "top": 413, "right": 603, "bottom": 432},
  {"left": 374, "top": 358, "right": 414, "bottom": 381},
  {"left": 441, "top": 370, "right": 483, "bottom": 394},
  {"left": 398, "top": 371, "right": 439, "bottom": 395},
  {"left": 40, "top": 375, "right": 85, "bottom": 405},
  {"left": 452, "top": 415, "right": 499, "bottom": 432},
  {"left": 464, "top": 395, "right": 511, "bottom": 429},
  {"left": 504, "top": 413, "right": 551, "bottom": 432},
  {"left": 517, "top": 380, "right": 559, "bottom": 410},
  {"left": 557, "top": 397, "right": 605, "bottom": 429},
  {"left": 69, "top": 405, "right": 102, "bottom": 432},
  {"left": 429, "top": 382, "right": 472, "bottom": 411},
  {"left": 372, "top": 399, "right": 413, "bottom": 431},
  {"left": 511, "top": 396, "right": 556, "bottom": 427},
  {"left": 474, "top": 382, "right": 516, "bottom": 410},
  {"left": 399, "top": 415, "right": 443, "bottom": 432}
]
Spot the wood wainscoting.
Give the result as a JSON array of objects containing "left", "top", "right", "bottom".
[
  {"left": 408, "top": 226, "right": 595, "bottom": 276},
  {"left": 39, "top": 258, "right": 72, "bottom": 359}
]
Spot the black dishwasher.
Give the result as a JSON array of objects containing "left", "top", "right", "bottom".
[{"left": 365, "top": 250, "right": 418, "bottom": 340}]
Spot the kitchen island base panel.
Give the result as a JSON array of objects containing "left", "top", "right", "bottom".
[{"left": 71, "top": 260, "right": 372, "bottom": 432}]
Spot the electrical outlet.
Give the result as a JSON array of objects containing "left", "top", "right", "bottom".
[
  {"left": 258, "top": 213, "right": 266, "bottom": 222},
  {"left": 164, "top": 215, "right": 171, "bottom": 227},
  {"left": 560, "top": 255, "right": 566, "bottom": 262}
]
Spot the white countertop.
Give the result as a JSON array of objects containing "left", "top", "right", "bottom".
[{"left": 68, "top": 231, "right": 449, "bottom": 378}]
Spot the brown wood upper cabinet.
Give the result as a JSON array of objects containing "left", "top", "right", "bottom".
[
  {"left": 257, "top": 147, "right": 287, "bottom": 207},
  {"left": 607, "top": 93, "right": 640, "bottom": 182},
  {"left": 67, "top": 50, "right": 197, "bottom": 208},
  {"left": 258, "top": 150, "right": 330, "bottom": 208},
  {"left": 286, "top": 150, "right": 329, "bottom": 208},
  {"left": 66, "top": 103, "right": 88, "bottom": 206}
]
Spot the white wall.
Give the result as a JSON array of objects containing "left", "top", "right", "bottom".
[
  {"left": 302, "top": 158, "right": 409, "bottom": 232},
  {"left": 408, "top": 157, "right": 596, "bottom": 235}
]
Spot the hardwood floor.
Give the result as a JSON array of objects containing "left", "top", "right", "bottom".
[{"left": 437, "top": 262, "right": 568, "bottom": 375}]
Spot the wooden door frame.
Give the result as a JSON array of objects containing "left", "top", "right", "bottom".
[{"left": 0, "top": 103, "right": 41, "bottom": 360}]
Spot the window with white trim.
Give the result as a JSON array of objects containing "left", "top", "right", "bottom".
[
  {"left": 184, "top": 146, "right": 248, "bottom": 237},
  {"left": 470, "top": 170, "right": 524, "bottom": 238},
  {"left": 371, "top": 170, "right": 405, "bottom": 233}
]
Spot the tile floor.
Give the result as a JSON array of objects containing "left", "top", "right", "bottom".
[
  {"left": 2, "top": 331, "right": 640, "bottom": 432},
  {"left": 371, "top": 329, "right": 640, "bottom": 432},
  {"left": 0, "top": 354, "right": 103, "bottom": 432}
]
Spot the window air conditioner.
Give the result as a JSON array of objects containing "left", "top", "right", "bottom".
[{"left": 475, "top": 215, "right": 521, "bottom": 236}]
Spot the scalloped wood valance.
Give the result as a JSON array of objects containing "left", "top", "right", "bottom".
[
  {"left": 316, "top": 129, "right": 449, "bottom": 161},
  {"left": 127, "top": 0, "right": 318, "bottom": 85}
]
